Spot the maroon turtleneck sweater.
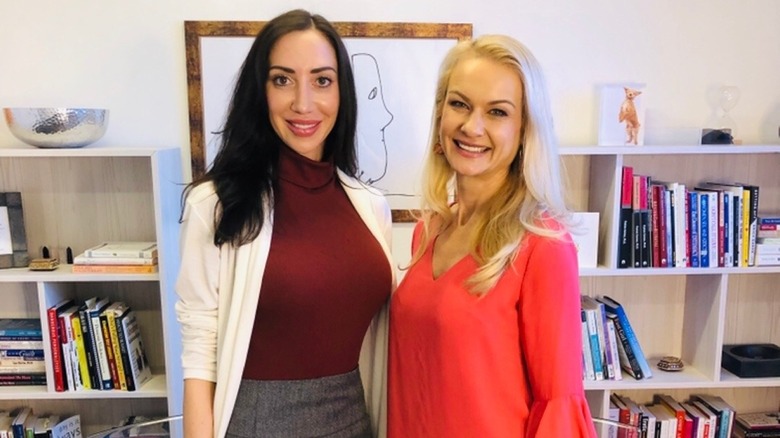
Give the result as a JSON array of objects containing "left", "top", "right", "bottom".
[{"left": 242, "top": 146, "right": 392, "bottom": 380}]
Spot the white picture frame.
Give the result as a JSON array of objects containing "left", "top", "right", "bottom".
[{"left": 598, "top": 83, "right": 646, "bottom": 146}]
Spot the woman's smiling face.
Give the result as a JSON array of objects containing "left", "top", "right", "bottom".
[
  {"left": 439, "top": 55, "right": 524, "bottom": 183},
  {"left": 266, "top": 29, "right": 340, "bottom": 161}
]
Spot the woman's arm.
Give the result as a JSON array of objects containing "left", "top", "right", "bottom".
[{"left": 184, "top": 378, "right": 216, "bottom": 438}]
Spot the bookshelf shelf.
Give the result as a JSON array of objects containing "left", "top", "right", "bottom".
[
  {"left": 0, "top": 148, "right": 183, "bottom": 433},
  {"left": 580, "top": 266, "right": 780, "bottom": 277},
  {"left": 0, "top": 266, "right": 160, "bottom": 282},
  {"left": 567, "top": 144, "right": 780, "bottom": 435},
  {"left": 0, "top": 374, "right": 168, "bottom": 400}
]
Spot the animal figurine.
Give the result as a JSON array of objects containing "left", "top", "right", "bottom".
[{"left": 618, "top": 87, "right": 642, "bottom": 145}]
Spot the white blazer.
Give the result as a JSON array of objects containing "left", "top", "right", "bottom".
[{"left": 175, "top": 171, "right": 395, "bottom": 438}]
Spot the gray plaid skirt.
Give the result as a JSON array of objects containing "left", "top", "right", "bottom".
[{"left": 225, "top": 368, "right": 372, "bottom": 438}]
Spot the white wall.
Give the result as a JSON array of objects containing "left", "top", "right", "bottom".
[{"left": 1, "top": 0, "right": 778, "bottom": 182}]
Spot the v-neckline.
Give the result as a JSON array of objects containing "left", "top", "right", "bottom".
[{"left": 429, "top": 233, "right": 472, "bottom": 281}]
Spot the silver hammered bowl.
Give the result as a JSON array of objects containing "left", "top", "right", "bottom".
[{"left": 3, "top": 107, "right": 109, "bottom": 148}]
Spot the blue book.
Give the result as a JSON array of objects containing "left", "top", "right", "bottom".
[
  {"left": 700, "top": 191, "right": 710, "bottom": 267},
  {"left": 580, "top": 296, "right": 604, "bottom": 380},
  {"left": 689, "top": 191, "right": 700, "bottom": 267},
  {"left": 596, "top": 295, "right": 652, "bottom": 380},
  {"left": 0, "top": 319, "right": 42, "bottom": 337},
  {"left": 0, "top": 349, "right": 45, "bottom": 358}
]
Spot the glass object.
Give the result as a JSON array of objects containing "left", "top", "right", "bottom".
[{"left": 715, "top": 85, "right": 740, "bottom": 134}]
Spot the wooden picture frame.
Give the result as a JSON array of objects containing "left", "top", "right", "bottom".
[
  {"left": 184, "top": 20, "right": 472, "bottom": 222},
  {"left": 0, "top": 192, "right": 29, "bottom": 268}
]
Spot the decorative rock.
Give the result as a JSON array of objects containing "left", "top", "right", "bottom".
[{"left": 657, "top": 356, "right": 684, "bottom": 372}]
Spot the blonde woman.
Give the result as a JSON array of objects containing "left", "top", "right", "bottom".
[{"left": 388, "top": 35, "right": 596, "bottom": 437}]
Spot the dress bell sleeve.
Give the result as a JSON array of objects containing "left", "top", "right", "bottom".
[
  {"left": 174, "top": 193, "right": 221, "bottom": 383},
  {"left": 518, "top": 234, "right": 597, "bottom": 437}
]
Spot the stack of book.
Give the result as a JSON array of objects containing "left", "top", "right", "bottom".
[
  {"left": 607, "top": 393, "right": 736, "bottom": 438},
  {"left": 756, "top": 216, "right": 780, "bottom": 266},
  {"left": 581, "top": 295, "right": 651, "bottom": 381},
  {"left": 0, "top": 409, "right": 81, "bottom": 438},
  {"left": 617, "top": 166, "right": 765, "bottom": 269},
  {"left": 47, "top": 297, "right": 152, "bottom": 392},
  {"left": 0, "top": 319, "right": 46, "bottom": 386},
  {"left": 734, "top": 411, "right": 780, "bottom": 437},
  {"left": 72, "top": 242, "right": 158, "bottom": 274}
]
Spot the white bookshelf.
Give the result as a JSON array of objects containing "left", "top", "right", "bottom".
[
  {"left": 562, "top": 144, "right": 780, "bottom": 436},
  {"left": 0, "top": 147, "right": 183, "bottom": 436}
]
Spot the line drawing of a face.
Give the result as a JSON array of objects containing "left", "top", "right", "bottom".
[{"left": 352, "top": 53, "right": 394, "bottom": 185}]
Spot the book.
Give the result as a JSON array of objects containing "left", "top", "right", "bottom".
[
  {"left": 50, "top": 415, "right": 81, "bottom": 438},
  {"left": 70, "top": 312, "right": 91, "bottom": 390},
  {"left": 604, "top": 317, "right": 622, "bottom": 380},
  {"left": 0, "top": 319, "right": 41, "bottom": 337},
  {"left": 580, "top": 310, "right": 595, "bottom": 381},
  {"left": 0, "top": 373, "right": 46, "bottom": 386},
  {"left": 693, "top": 394, "right": 735, "bottom": 438},
  {"left": 646, "top": 403, "right": 676, "bottom": 437},
  {"left": 689, "top": 191, "right": 700, "bottom": 267},
  {"left": 692, "top": 400, "right": 718, "bottom": 438},
  {"left": 73, "top": 254, "right": 158, "bottom": 265},
  {"left": 77, "top": 305, "right": 99, "bottom": 390},
  {"left": 105, "top": 302, "right": 131, "bottom": 391},
  {"left": 85, "top": 297, "right": 112, "bottom": 390},
  {"left": 99, "top": 311, "right": 120, "bottom": 389},
  {"left": 83, "top": 242, "right": 157, "bottom": 259},
  {"left": 11, "top": 407, "right": 33, "bottom": 438},
  {"left": 58, "top": 306, "right": 81, "bottom": 391},
  {"left": 33, "top": 415, "right": 58, "bottom": 438},
  {"left": 736, "top": 412, "right": 780, "bottom": 431},
  {"left": 682, "top": 401, "right": 712, "bottom": 438},
  {"left": 46, "top": 299, "right": 74, "bottom": 392},
  {"left": 733, "top": 424, "right": 780, "bottom": 438},
  {"left": 665, "top": 182, "right": 688, "bottom": 267},
  {"left": 119, "top": 310, "right": 152, "bottom": 390},
  {"left": 0, "top": 350, "right": 44, "bottom": 359},
  {"left": 654, "top": 394, "right": 688, "bottom": 438},
  {"left": 597, "top": 295, "right": 652, "bottom": 380},
  {"left": 617, "top": 166, "right": 634, "bottom": 269},
  {"left": 580, "top": 296, "right": 604, "bottom": 380},
  {"left": 71, "top": 264, "right": 158, "bottom": 274}
]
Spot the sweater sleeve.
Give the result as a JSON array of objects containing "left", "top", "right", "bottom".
[
  {"left": 518, "top": 234, "right": 597, "bottom": 437},
  {"left": 174, "top": 190, "right": 222, "bottom": 382}
]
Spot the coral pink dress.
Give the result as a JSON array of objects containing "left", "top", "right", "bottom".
[{"left": 388, "top": 221, "right": 597, "bottom": 437}]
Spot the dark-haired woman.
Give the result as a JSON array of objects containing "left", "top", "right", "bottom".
[{"left": 175, "top": 9, "right": 393, "bottom": 438}]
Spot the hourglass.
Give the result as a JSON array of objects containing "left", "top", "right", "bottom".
[
  {"left": 715, "top": 85, "right": 740, "bottom": 134},
  {"left": 703, "top": 85, "right": 740, "bottom": 144}
]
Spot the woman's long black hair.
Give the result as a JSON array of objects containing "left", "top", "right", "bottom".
[{"left": 183, "top": 9, "right": 359, "bottom": 247}]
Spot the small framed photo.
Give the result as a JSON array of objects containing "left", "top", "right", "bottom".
[
  {"left": 0, "top": 192, "right": 30, "bottom": 269},
  {"left": 598, "top": 83, "right": 646, "bottom": 146}
]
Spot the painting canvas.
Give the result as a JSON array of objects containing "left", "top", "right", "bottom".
[
  {"left": 598, "top": 83, "right": 646, "bottom": 146},
  {"left": 0, "top": 192, "right": 30, "bottom": 269},
  {"left": 186, "top": 21, "right": 472, "bottom": 218}
]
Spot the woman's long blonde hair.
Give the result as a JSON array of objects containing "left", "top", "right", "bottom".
[{"left": 412, "top": 34, "right": 571, "bottom": 295}]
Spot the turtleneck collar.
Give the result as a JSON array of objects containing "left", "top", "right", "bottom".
[{"left": 278, "top": 145, "right": 335, "bottom": 190}]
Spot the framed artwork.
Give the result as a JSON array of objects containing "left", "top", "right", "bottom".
[
  {"left": 0, "top": 192, "right": 29, "bottom": 268},
  {"left": 184, "top": 20, "right": 472, "bottom": 222},
  {"left": 597, "top": 83, "right": 646, "bottom": 146}
]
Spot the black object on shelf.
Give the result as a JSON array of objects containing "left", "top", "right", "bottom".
[{"left": 722, "top": 343, "right": 780, "bottom": 378}]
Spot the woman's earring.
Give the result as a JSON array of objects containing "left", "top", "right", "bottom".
[{"left": 434, "top": 142, "right": 444, "bottom": 155}]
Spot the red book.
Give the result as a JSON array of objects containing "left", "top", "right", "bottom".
[
  {"left": 621, "top": 166, "right": 634, "bottom": 208},
  {"left": 650, "top": 184, "right": 662, "bottom": 267},
  {"left": 47, "top": 299, "right": 74, "bottom": 392},
  {"left": 655, "top": 394, "right": 688, "bottom": 438}
]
